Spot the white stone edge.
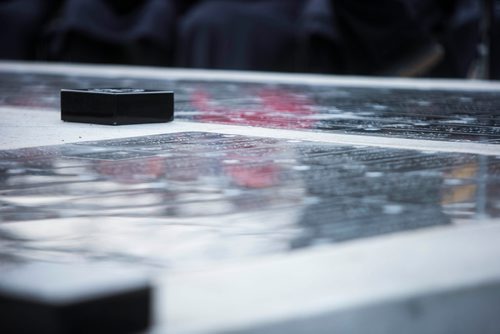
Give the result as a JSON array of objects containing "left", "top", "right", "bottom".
[
  {"left": 1, "top": 107, "right": 499, "bottom": 156},
  {"left": 155, "top": 221, "right": 500, "bottom": 333},
  {"left": 1, "top": 61, "right": 500, "bottom": 91}
]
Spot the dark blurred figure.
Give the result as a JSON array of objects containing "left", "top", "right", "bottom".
[
  {"left": 490, "top": 0, "right": 500, "bottom": 79},
  {"left": 0, "top": 0, "right": 491, "bottom": 78},
  {"left": 177, "top": 0, "right": 305, "bottom": 72},
  {"left": 178, "top": 0, "right": 481, "bottom": 77},
  {"left": 0, "top": 0, "right": 61, "bottom": 60},
  {"left": 43, "top": 0, "right": 177, "bottom": 66}
]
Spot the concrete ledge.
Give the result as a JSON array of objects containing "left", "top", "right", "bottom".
[{"left": 156, "top": 222, "right": 500, "bottom": 333}]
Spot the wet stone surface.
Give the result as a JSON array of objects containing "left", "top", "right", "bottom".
[
  {"left": 0, "top": 132, "right": 498, "bottom": 269},
  {"left": 1, "top": 72, "right": 500, "bottom": 142}
]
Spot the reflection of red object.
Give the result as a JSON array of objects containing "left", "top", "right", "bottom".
[
  {"left": 94, "top": 157, "right": 165, "bottom": 183},
  {"left": 225, "top": 163, "right": 279, "bottom": 189},
  {"left": 192, "top": 88, "right": 315, "bottom": 129},
  {"left": 222, "top": 144, "right": 282, "bottom": 189},
  {"left": 192, "top": 88, "right": 307, "bottom": 188}
]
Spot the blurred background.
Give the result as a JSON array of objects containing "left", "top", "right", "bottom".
[{"left": 0, "top": 0, "right": 498, "bottom": 79}]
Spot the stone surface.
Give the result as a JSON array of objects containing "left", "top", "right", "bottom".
[
  {"left": 0, "top": 132, "right": 498, "bottom": 269},
  {"left": 0, "top": 70, "right": 499, "bottom": 142},
  {"left": 0, "top": 62, "right": 499, "bottom": 334}
]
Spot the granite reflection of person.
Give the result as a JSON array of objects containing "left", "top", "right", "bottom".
[{"left": 289, "top": 150, "right": 454, "bottom": 249}]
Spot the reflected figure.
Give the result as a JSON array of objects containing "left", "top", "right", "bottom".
[
  {"left": 192, "top": 87, "right": 315, "bottom": 129},
  {"left": 0, "top": 133, "right": 498, "bottom": 269},
  {"left": 0, "top": 133, "right": 306, "bottom": 267},
  {"left": 291, "top": 160, "right": 451, "bottom": 248}
]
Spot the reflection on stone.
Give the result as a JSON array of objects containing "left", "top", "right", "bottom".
[
  {"left": 0, "top": 132, "right": 498, "bottom": 269},
  {"left": 1, "top": 71, "right": 499, "bottom": 141}
]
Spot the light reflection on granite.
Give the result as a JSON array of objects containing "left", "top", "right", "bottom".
[
  {"left": 0, "top": 132, "right": 498, "bottom": 269},
  {"left": 0, "top": 72, "right": 499, "bottom": 142}
]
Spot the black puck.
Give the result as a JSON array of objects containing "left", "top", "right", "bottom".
[
  {"left": 61, "top": 88, "right": 174, "bottom": 125},
  {"left": 0, "top": 263, "right": 152, "bottom": 334}
]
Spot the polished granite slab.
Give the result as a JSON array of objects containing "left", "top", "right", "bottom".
[
  {"left": 1, "top": 132, "right": 498, "bottom": 270},
  {"left": 1, "top": 71, "right": 500, "bottom": 142},
  {"left": 1, "top": 63, "right": 500, "bottom": 333}
]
